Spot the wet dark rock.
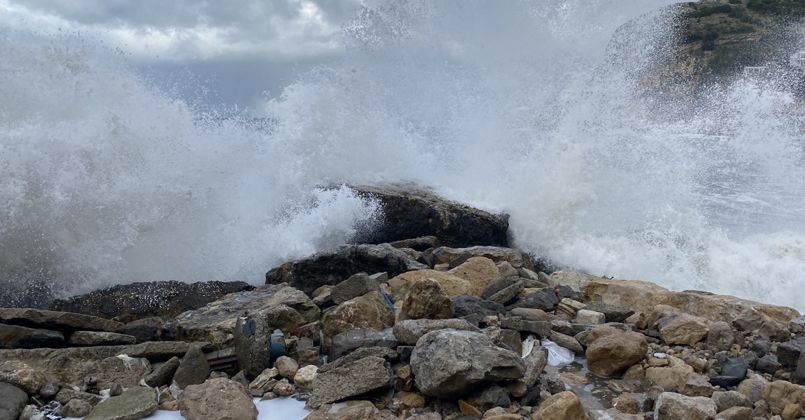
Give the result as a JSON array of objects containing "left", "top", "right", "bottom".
[
  {"left": 0, "top": 323, "right": 64, "bottom": 348},
  {"left": 0, "top": 307, "right": 122, "bottom": 333},
  {"left": 452, "top": 295, "right": 505, "bottom": 318},
  {"left": 233, "top": 314, "right": 276, "bottom": 377},
  {"left": 265, "top": 244, "right": 426, "bottom": 295},
  {"left": 795, "top": 353, "right": 805, "bottom": 385},
  {"left": 751, "top": 335, "right": 770, "bottom": 357},
  {"left": 755, "top": 354, "right": 781, "bottom": 375},
  {"left": 50, "top": 280, "right": 253, "bottom": 323},
  {"left": 117, "top": 317, "right": 170, "bottom": 343},
  {"left": 330, "top": 328, "right": 398, "bottom": 359},
  {"left": 517, "top": 288, "right": 559, "bottom": 311},
  {"left": 410, "top": 329, "right": 524, "bottom": 397},
  {"left": 777, "top": 336, "right": 805, "bottom": 368},
  {"left": 349, "top": 184, "right": 509, "bottom": 248},
  {"left": 0, "top": 382, "right": 27, "bottom": 420},
  {"left": 710, "top": 358, "right": 747, "bottom": 388}
]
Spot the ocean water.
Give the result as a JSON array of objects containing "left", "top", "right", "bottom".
[{"left": 1, "top": 1, "right": 804, "bottom": 309}]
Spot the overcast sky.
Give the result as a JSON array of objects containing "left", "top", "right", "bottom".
[{"left": 0, "top": 0, "right": 364, "bottom": 108}]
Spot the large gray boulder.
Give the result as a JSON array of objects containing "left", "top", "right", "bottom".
[
  {"left": 393, "top": 318, "right": 479, "bottom": 345},
  {"left": 410, "top": 329, "right": 525, "bottom": 397},
  {"left": 654, "top": 392, "right": 717, "bottom": 420},
  {"left": 265, "top": 243, "right": 426, "bottom": 295},
  {"left": 349, "top": 184, "right": 509, "bottom": 248},
  {"left": 308, "top": 356, "right": 392, "bottom": 408}
]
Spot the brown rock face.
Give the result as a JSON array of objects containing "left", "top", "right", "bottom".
[
  {"left": 762, "top": 380, "right": 805, "bottom": 415},
  {"left": 321, "top": 291, "right": 394, "bottom": 339},
  {"left": 585, "top": 329, "right": 648, "bottom": 377},
  {"left": 531, "top": 391, "right": 588, "bottom": 420},
  {"left": 583, "top": 277, "right": 798, "bottom": 325},
  {"left": 387, "top": 270, "right": 474, "bottom": 300},
  {"left": 179, "top": 378, "right": 257, "bottom": 420},
  {"left": 448, "top": 256, "right": 501, "bottom": 296},
  {"left": 397, "top": 278, "right": 453, "bottom": 321},
  {"left": 308, "top": 356, "right": 392, "bottom": 408}
]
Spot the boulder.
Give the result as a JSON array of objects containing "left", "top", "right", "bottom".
[
  {"left": 116, "top": 317, "right": 171, "bottom": 343},
  {"left": 448, "top": 257, "right": 501, "bottom": 296},
  {"left": 348, "top": 184, "right": 509, "bottom": 247},
  {"left": 55, "top": 388, "right": 103, "bottom": 406},
  {"left": 575, "top": 309, "right": 605, "bottom": 325},
  {"left": 0, "top": 308, "right": 122, "bottom": 332},
  {"left": 0, "top": 383, "right": 27, "bottom": 420},
  {"left": 179, "top": 378, "right": 257, "bottom": 420},
  {"left": 531, "top": 391, "right": 588, "bottom": 420},
  {"left": 546, "top": 270, "right": 599, "bottom": 292},
  {"left": 653, "top": 392, "right": 717, "bottom": 420},
  {"left": 330, "top": 328, "right": 397, "bottom": 360},
  {"left": 397, "top": 278, "right": 453, "bottom": 321},
  {"left": 658, "top": 314, "right": 709, "bottom": 346},
  {"left": 0, "top": 324, "right": 64, "bottom": 348},
  {"left": 330, "top": 272, "right": 385, "bottom": 304},
  {"left": 265, "top": 244, "right": 427, "bottom": 295},
  {"left": 321, "top": 291, "right": 394, "bottom": 339},
  {"left": 646, "top": 357, "right": 694, "bottom": 392},
  {"left": 711, "top": 390, "right": 751, "bottom": 412},
  {"left": 233, "top": 314, "right": 276, "bottom": 377},
  {"left": 305, "top": 400, "right": 382, "bottom": 420},
  {"left": 583, "top": 277, "right": 799, "bottom": 325},
  {"left": 423, "top": 246, "right": 531, "bottom": 269},
  {"left": 176, "top": 284, "right": 319, "bottom": 346},
  {"left": 736, "top": 373, "right": 767, "bottom": 403},
  {"left": 50, "top": 280, "right": 252, "bottom": 322},
  {"left": 69, "top": 331, "right": 136, "bottom": 346},
  {"left": 410, "top": 329, "right": 524, "bottom": 397},
  {"left": 388, "top": 270, "right": 475, "bottom": 300},
  {"left": 393, "top": 318, "right": 479, "bottom": 345},
  {"left": 762, "top": 380, "right": 805, "bottom": 415},
  {"left": 522, "top": 347, "right": 548, "bottom": 387},
  {"left": 389, "top": 235, "right": 441, "bottom": 251},
  {"left": 294, "top": 365, "right": 318, "bottom": 388},
  {"left": 585, "top": 328, "right": 647, "bottom": 377},
  {"left": 308, "top": 356, "right": 392, "bottom": 408},
  {"left": 710, "top": 358, "right": 747, "bottom": 388},
  {"left": 715, "top": 406, "right": 752, "bottom": 420},
  {"left": 777, "top": 336, "right": 805, "bottom": 368},
  {"left": 84, "top": 387, "right": 158, "bottom": 420},
  {"left": 275, "top": 356, "right": 299, "bottom": 380},
  {"left": 549, "top": 331, "right": 584, "bottom": 354},
  {"left": 144, "top": 356, "right": 180, "bottom": 387},
  {"left": 173, "top": 345, "right": 210, "bottom": 388}
]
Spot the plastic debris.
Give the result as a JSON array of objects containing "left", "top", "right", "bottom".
[{"left": 542, "top": 339, "right": 575, "bottom": 366}]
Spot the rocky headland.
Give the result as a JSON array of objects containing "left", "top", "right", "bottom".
[{"left": 1, "top": 184, "right": 804, "bottom": 420}]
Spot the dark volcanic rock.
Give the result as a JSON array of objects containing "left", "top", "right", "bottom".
[
  {"left": 710, "top": 357, "right": 748, "bottom": 388},
  {"left": 0, "top": 324, "right": 64, "bottom": 348},
  {"left": 265, "top": 244, "right": 426, "bottom": 295},
  {"left": 777, "top": 336, "right": 805, "bottom": 368},
  {"left": 50, "top": 280, "right": 252, "bottom": 322},
  {"left": 349, "top": 184, "right": 509, "bottom": 248},
  {"left": 517, "top": 288, "right": 560, "bottom": 311}
]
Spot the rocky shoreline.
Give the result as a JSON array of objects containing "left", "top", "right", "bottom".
[{"left": 1, "top": 185, "right": 804, "bottom": 420}]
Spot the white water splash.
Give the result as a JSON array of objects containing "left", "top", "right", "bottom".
[{"left": 2, "top": 1, "right": 805, "bottom": 310}]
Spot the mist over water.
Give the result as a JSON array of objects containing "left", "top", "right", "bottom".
[{"left": 2, "top": 1, "right": 805, "bottom": 309}]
